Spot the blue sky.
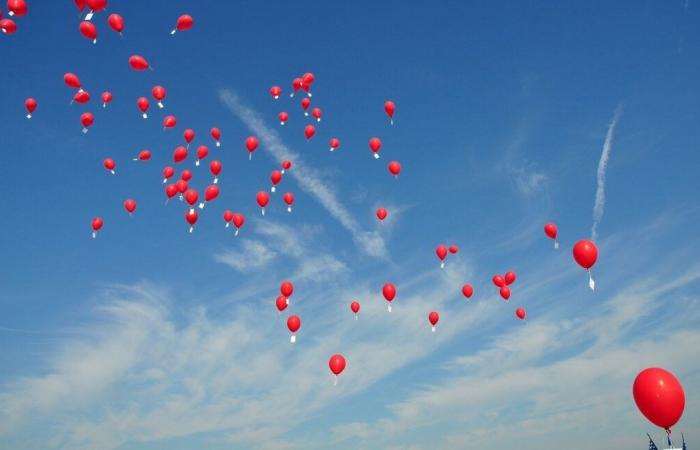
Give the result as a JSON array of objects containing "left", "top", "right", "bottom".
[{"left": 1, "top": 1, "right": 700, "bottom": 449}]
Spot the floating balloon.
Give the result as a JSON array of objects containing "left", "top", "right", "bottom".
[
  {"left": 165, "top": 184, "right": 177, "bottom": 203},
  {"left": 276, "top": 295, "right": 288, "bottom": 312},
  {"left": 388, "top": 161, "right": 401, "bottom": 177},
  {"left": 80, "top": 112, "right": 94, "bottom": 133},
  {"left": 369, "top": 137, "right": 382, "bottom": 159},
  {"left": 73, "top": 90, "right": 90, "bottom": 104},
  {"left": 103, "top": 158, "right": 116, "bottom": 174},
  {"left": 302, "top": 72, "right": 315, "bottom": 87},
  {"left": 436, "top": 244, "right": 448, "bottom": 268},
  {"left": 515, "top": 307, "right": 526, "bottom": 320},
  {"left": 184, "top": 188, "right": 198, "bottom": 213},
  {"left": 74, "top": 0, "right": 86, "bottom": 11},
  {"left": 101, "top": 91, "right": 112, "bottom": 108},
  {"left": 280, "top": 281, "right": 294, "bottom": 298},
  {"left": 128, "top": 55, "right": 150, "bottom": 71},
  {"left": 428, "top": 311, "right": 439, "bottom": 332},
  {"left": 573, "top": 240, "right": 598, "bottom": 290},
  {"left": 124, "top": 198, "right": 136, "bottom": 215},
  {"left": 283, "top": 192, "right": 294, "bottom": 212},
  {"left": 211, "top": 127, "right": 221, "bottom": 147},
  {"left": 64, "top": 73, "right": 82, "bottom": 89},
  {"left": 376, "top": 207, "right": 387, "bottom": 221},
  {"left": 195, "top": 145, "right": 208, "bottom": 166},
  {"left": 301, "top": 97, "right": 311, "bottom": 115},
  {"left": 270, "top": 85, "right": 282, "bottom": 99},
  {"left": 163, "top": 115, "right": 177, "bottom": 129},
  {"left": 223, "top": 210, "right": 234, "bottom": 228},
  {"left": 329, "top": 137, "right": 341, "bottom": 152},
  {"left": 505, "top": 271, "right": 516, "bottom": 285},
  {"left": 185, "top": 209, "right": 198, "bottom": 233},
  {"left": 198, "top": 185, "right": 219, "bottom": 209},
  {"left": 137, "top": 97, "right": 149, "bottom": 118},
  {"left": 162, "top": 166, "right": 174, "bottom": 183},
  {"left": 287, "top": 315, "right": 301, "bottom": 343},
  {"left": 152, "top": 85, "right": 166, "bottom": 108},
  {"left": 209, "top": 160, "right": 222, "bottom": 184},
  {"left": 257, "top": 191, "right": 269, "bottom": 215},
  {"left": 84, "top": 0, "right": 106, "bottom": 20},
  {"left": 173, "top": 146, "right": 188, "bottom": 163},
  {"left": 0, "top": 18, "right": 17, "bottom": 34},
  {"left": 180, "top": 169, "right": 192, "bottom": 181},
  {"left": 304, "top": 125, "right": 316, "bottom": 140},
  {"left": 175, "top": 179, "right": 188, "bottom": 194},
  {"left": 499, "top": 286, "right": 511, "bottom": 301},
  {"left": 134, "top": 149, "right": 150, "bottom": 161},
  {"left": 91, "top": 217, "right": 103, "bottom": 238},
  {"left": 449, "top": 245, "right": 459, "bottom": 254},
  {"left": 79, "top": 21, "right": 97, "bottom": 44},
  {"left": 245, "top": 136, "right": 258, "bottom": 160},
  {"left": 7, "top": 0, "right": 28, "bottom": 16},
  {"left": 311, "top": 107, "right": 322, "bottom": 122},
  {"left": 329, "top": 354, "right": 346, "bottom": 385},
  {"left": 383, "top": 283, "right": 396, "bottom": 312},
  {"left": 183, "top": 128, "right": 195, "bottom": 147},
  {"left": 232, "top": 212, "right": 245, "bottom": 236},
  {"left": 633, "top": 368, "right": 685, "bottom": 432},
  {"left": 281, "top": 160, "right": 292, "bottom": 174},
  {"left": 350, "top": 300, "right": 360, "bottom": 319},
  {"left": 270, "top": 170, "right": 282, "bottom": 192},
  {"left": 384, "top": 100, "right": 395, "bottom": 124},
  {"left": 544, "top": 223, "right": 559, "bottom": 249},
  {"left": 462, "top": 284, "right": 473, "bottom": 299},
  {"left": 24, "top": 97, "right": 36, "bottom": 119},
  {"left": 492, "top": 274, "right": 505, "bottom": 288},
  {"left": 107, "top": 13, "right": 124, "bottom": 34},
  {"left": 278, "top": 111, "right": 288, "bottom": 125},
  {"left": 172, "top": 14, "right": 193, "bottom": 34},
  {"left": 291, "top": 77, "right": 303, "bottom": 97}
]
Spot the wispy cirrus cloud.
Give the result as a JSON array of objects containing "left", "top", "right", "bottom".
[
  {"left": 592, "top": 105, "right": 622, "bottom": 241},
  {"left": 219, "top": 90, "right": 387, "bottom": 258}
]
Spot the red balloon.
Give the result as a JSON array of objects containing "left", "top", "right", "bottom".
[
  {"left": 492, "top": 274, "right": 505, "bottom": 287},
  {"left": 163, "top": 115, "right": 177, "bottom": 129},
  {"left": 304, "top": 124, "right": 316, "bottom": 140},
  {"left": 329, "top": 354, "right": 346, "bottom": 376},
  {"left": 270, "top": 85, "right": 282, "bottom": 99},
  {"left": 209, "top": 160, "right": 222, "bottom": 176},
  {"left": 329, "top": 138, "right": 341, "bottom": 151},
  {"left": 383, "top": 283, "right": 396, "bottom": 301},
  {"left": 280, "top": 281, "right": 294, "bottom": 298},
  {"left": 184, "top": 128, "right": 195, "bottom": 144},
  {"left": 136, "top": 149, "right": 151, "bottom": 161},
  {"left": 283, "top": 192, "right": 294, "bottom": 212},
  {"left": 86, "top": 0, "right": 106, "bottom": 12},
  {"left": 302, "top": 72, "right": 315, "bottom": 86},
  {"left": 173, "top": 146, "right": 188, "bottom": 163},
  {"left": 101, "top": 91, "right": 112, "bottom": 106},
  {"left": 245, "top": 136, "right": 258, "bottom": 157},
  {"left": 278, "top": 111, "right": 288, "bottom": 125},
  {"left": 388, "top": 161, "right": 401, "bottom": 177},
  {"left": 64, "top": 73, "right": 81, "bottom": 89},
  {"left": 287, "top": 315, "right": 300, "bottom": 332},
  {"left": 73, "top": 90, "right": 90, "bottom": 104},
  {"left": 24, "top": 97, "right": 37, "bottom": 118},
  {"left": 204, "top": 185, "right": 219, "bottom": 202},
  {"left": 185, "top": 209, "right": 198, "bottom": 232},
  {"left": 504, "top": 271, "right": 516, "bottom": 285},
  {"left": 107, "top": 13, "right": 124, "bottom": 33},
  {"left": 633, "top": 368, "right": 685, "bottom": 430},
  {"left": 369, "top": 137, "right": 382, "bottom": 158},
  {"left": 292, "top": 77, "right": 303, "bottom": 93},
  {"left": 163, "top": 166, "right": 175, "bottom": 182},
  {"left": 350, "top": 300, "right": 360, "bottom": 314},
  {"left": 7, "top": 0, "right": 28, "bottom": 16},
  {"left": 223, "top": 210, "right": 234, "bottom": 223},
  {"left": 499, "top": 286, "right": 511, "bottom": 301},
  {"left": 210, "top": 127, "right": 221, "bottom": 146},
  {"left": 79, "top": 21, "right": 97, "bottom": 43},
  {"left": 544, "top": 223, "right": 558, "bottom": 240},
  {"left": 428, "top": 311, "right": 439, "bottom": 329},
  {"left": 257, "top": 191, "right": 270, "bottom": 213},
  {"left": 175, "top": 179, "right": 188, "bottom": 193},
  {"left": 436, "top": 244, "right": 448, "bottom": 261},
  {"left": 75, "top": 0, "right": 86, "bottom": 11},
  {"left": 311, "top": 107, "right": 322, "bottom": 121},
  {"left": 300, "top": 97, "right": 311, "bottom": 113},
  {"left": 281, "top": 160, "right": 292, "bottom": 171},
  {"left": 515, "top": 307, "right": 526, "bottom": 320},
  {"left": 384, "top": 100, "right": 395, "bottom": 117},
  {"left": 270, "top": 170, "right": 282, "bottom": 188},
  {"left": 180, "top": 169, "right": 192, "bottom": 181},
  {"left": 184, "top": 189, "right": 198, "bottom": 206},
  {"left": 196, "top": 145, "right": 209, "bottom": 164},
  {"left": 80, "top": 112, "right": 94, "bottom": 131},
  {"left": 124, "top": 198, "right": 136, "bottom": 214},
  {"left": 573, "top": 240, "right": 598, "bottom": 269},
  {"left": 449, "top": 245, "right": 458, "bottom": 254},
  {"left": 137, "top": 97, "right": 150, "bottom": 118},
  {"left": 232, "top": 213, "right": 245, "bottom": 230},
  {"left": 0, "top": 18, "right": 17, "bottom": 34},
  {"left": 103, "top": 158, "right": 115, "bottom": 174},
  {"left": 376, "top": 207, "right": 387, "bottom": 221},
  {"left": 165, "top": 184, "right": 178, "bottom": 199},
  {"left": 128, "top": 55, "right": 150, "bottom": 71},
  {"left": 462, "top": 284, "right": 473, "bottom": 298},
  {"left": 91, "top": 217, "right": 103, "bottom": 237},
  {"left": 276, "top": 295, "right": 288, "bottom": 312},
  {"left": 152, "top": 85, "right": 166, "bottom": 106},
  {"left": 175, "top": 14, "right": 193, "bottom": 32}
]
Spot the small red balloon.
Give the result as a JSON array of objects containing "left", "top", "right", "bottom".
[
  {"left": 369, "top": 137, "right": 382, "bottom": 158},
  {"left": 280, "top": 281, "right": 294, "bottom": 298},
  {"left": 124, "top": 198, "right": 136, "bottom": 214},
  {"left": 91, "top": 217, "right": 103, "bottom": 237},
  {"left": 185, "top": 209, "right": 198, "bottom": 232},
  {"left": 0, "top": 18, "right": 17, "bottom": 34},
  {"left": 376, "top": 207, "right": 388, "bottom": 221},
  {"left": 329, "top": 137, "right": 341, "bottom": 151},
  {"left": 311, "top": 107, "right": 322, "bottom": 122},
  {"left": 80, "top": 112, "right": 94, "bottom": 132},
  {"left": 276, "top": 295, "right": 288, "bottom": 312},
  {"left": 436, "top": 244, "right": 448, "bottom": 261},
  {"left": 350, "top": 300, "right": 360, "bottom": 314},
  {"left": 184, "top": 189, "right": 198, "bottom": 206},
  {"left": 278, "top": 111, "right": 289, "bottom": 125},
  {"left": 428, "top": 311, "right": 439, "bottom": 330},
  {"left": 492, "top": 274, "right": 505, "bottom": 288},
  {"left": 103, "top": 158, "right": 115, "bottom": 174},
  {"left": 270, "top": 85, "right": 282, "bottom": 99},
  {"left": 136, "top": 149, "right": 150, "bottom": 161},
  {"left": 287, "top": 315, "right": 301, "bottom": 332},
  {"left": 383, "top": 283, "right": 396, "bottom": 301},
  {"left": 504, "top": 271, "right": 516, "bottom": 285},
  {"left": 281, "top": 160, "right": 292, "bottom": 171},
  {"left": 232, "top": 213, "right": 245, "bottom": 231},
  {"left": 7, "top": 0, "right": 28, "bottom": 16},
  {"left": 257, "top": 191, "right": 270, "bottom": 213},
  {"left": 129, "top": 55, "right": 150, "bottom": 71},
  {"left": 499, "top": 286, "right": 511, "bottom": 301},
  {"left": 175, "top": 179, "right": 188, "bottom": 193},
  {"left": 24, "top": 97, "right": 37, "bottom": 118},
  {"left": 304, "top": 125, "right": 316, "bottom": 140},
  {"left": 79, "top": 21, "right": 97, "bottom": 43},
  {"left": 210, "top": 160, "right": 222, "bottom": 176},
  {"left": 173, "top": 146, "right": 188, "bottom": 163},
  {"left": 107, "top": 13, "right": 124, "bottom": 33},
  {"left": 163, "top": 166, "right": 175, "bottom": 182},
  {"left": 163, "top": 115, "right": 177, "bottom": 129},
  {"left": 223, "top": 210, "right": 234, "bottom": 224},
  {"left": 64, "top": 73, "right": 82, "bottom": 89},
  {"left": 196, "top": 145, "right": 209, "bottom": 164},
  {"left": 384, "top": 100, "right": 395, "bottom": 122},
  {"left": 283, "top": 192, "right": 294, "bottom": 212},
  {"left": 73, "top": 90, "right": 90, "bottom": 104},
  {"left": 245, "top": 136, "right": 258, "bottom": 158},
  {"left": 515, "top": 307, "right": 526, "bottom": 320},
  {"left": 137, "top": 97, "right": 150, "bottom": 118},
  {"left": 184, "top": 129, "right": 195, "bottom": 144},
  {"left": 211, "top": 127, "right": 221, "bottom": 146},
  {"left": 462, "top": 284, "right": 473, "bottom": 299},
  {"left": 329, "top": 354, "right": 346, "bottom": 377},
  {"left": 174, "top": 14, "right": 193, "bottom": 33},
  {"left": 388, "top": 161, "right": 401, "bottom": 177},
  {"left": 165, "top": 184, "right": 178, "bottom": 199},
  {"left": 204, "top": 185, "right": 219, "bottom": 202},
  {"left": 101, "top": 91, "right": 112, "bottom": 107},
  {"left": 180, "top": 169, "right": 192, "bottom": 181}
]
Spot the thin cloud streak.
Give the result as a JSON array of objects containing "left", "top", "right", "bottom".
[
  {"left": 592, "top": 105, "right": 622, "bottom": 241},
  {"left": 218, "top": 89, "right": 387, "bottom": 258}
]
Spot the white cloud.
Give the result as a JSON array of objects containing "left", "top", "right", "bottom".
[
  {"left": 214, "top": 239, "right": 277, "bottom": 272},
  {"left": 219, "top": 90, "right": 387, "bottom": 258},
  {"left": 592, "top": 104, "right": 622, "bottom": 241}
]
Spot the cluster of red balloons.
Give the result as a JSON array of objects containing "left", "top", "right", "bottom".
[
  {"left": 435, "top": 244, "right": 459, "bottom": 269},
  {"left": 1, "top": 0, "right": 28, "bottom": 36}
]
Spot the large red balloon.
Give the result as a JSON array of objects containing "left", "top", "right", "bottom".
[
  {"left": 7, "top": 0, "right": 28, "bottom": 16},
  {"left": 329, "top": 354, "right": 346, "bottom": 379},
  {"left": 633, "top": 368, "right": 685, "bottom": 430},
  {"left": 163, "top": 115, "right": 177, "bottom": 129},
  {"left": 173, "top": 146, "right": 188, "bottom": 163},
  {"left": 184, "top": 189, "right": 198, "bottom": 207},
  {"left": 79, "top": 21, "right": 97, "bottom": 43},
  {"left": 64, "top": 73, "right": 82, "bottom": 89},
  {"left": 573, "top": 240, "right": 598, "bottom": 269},
  {"left": 129, "top": 55, "right": 150, "bottom": 71},
  {"left": 174, "top": 14, "right": 193, "bottom": 33},
  {"left": 86, "top": 0, "right": 106, "bottom": 12},
  {"left": 515, "top": 307, "right": 526, "bottom": 320},
  {"left": 203, "top": 184, "right": 219, "bottom": 203},
  {"left": 73, "top": 90, "right": 90, "bottom": 104},
  {"left": 107, "top": 13, "right": 124, "bottom": 33}
]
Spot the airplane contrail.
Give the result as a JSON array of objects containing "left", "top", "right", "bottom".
[{"left": 591, "top": 105, "right": 622, "bottom": 242}]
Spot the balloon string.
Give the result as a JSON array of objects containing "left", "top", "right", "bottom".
[
  {"left": 554, "top": 240, "right": 559, "bottom": 249},
  {"left": 249, "top": 153, "right": 252, "bottom": 160},
  {"left": 216, "top": 141, "right": 220, "bottom": 147},
  {"left": 189, "top": 226, "right": 193, "bottom": 233},
  {"left": 261, "top": 208, "right": 265, "bottom": 216},
  {"left": 334, "top": 375, "right": 338, "bottom": 386},
  {"left": 271, "top": 186, "right": 275, "bottom": 192},
  {"left": 225, "top": 223, "right": 230, "bottom": 228},
  {"left": 588, "top": 270, "right": 595, "bottom": 291},
  {"left": 374, "top": 153, "right": 380, "bottom": 159},
  {"left": 234, "top": 228, "right": 239, "bottom": 236},
  {"left": 354, "top": 314, "right": 358, "bottom": 320},
  {"left": 432, "top": 326, "right": 436, "bottom": 332},
  {"left": 213, "top": 177, "right": 218, "bottom": 184},
  {"left": 287, "top": 206, "right": 292, "bottom": 213},
  {"left": 440, "top": 261, "right": 445, "bottom": 269},
  {"left": 92, "top": 231, "right": 96, "bottom": 238}
]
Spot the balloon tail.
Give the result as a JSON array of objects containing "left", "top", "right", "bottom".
[
  {"left": 588, "top": 271, "right": 595, "bottom": 291},
  {"left": 290, "top": 335, "right": 296, "bottom": 343},
  {"left": 334, "top": 375, "right": 338, "bottom": 386},
  {"left": 271, "top": 186, "right": 276, "bottom": 192},
  {"left": 317, "top": 118, "right": 321, "bottom": 122},
  {"left": 307, "top": 92, "right": 312, "bottom": 97},
  {"left": 440, "top": 261, "right": 445, "bottom": 269},
  {"left": 110, "top": 170, "right": 115, "bottom": 175},
  {"left": 142, "top": 113, "right": 148, "bottom": 119},
  {"left": 170, "top": 29, "right": 177, "bottom": 35},
  {"left": 92, "top": 39, "right": 97, "bottom": 44},
  {"left": 274, "top": 95, "right": 279, "bottom": 99},
  {"left": 286, "top": 298, "right": 289, "bottom": 305},
  {"left": 195, "top": 160, "right": 200, "bottom": 166},
  {"left": 92, "top": 231, "right": 96, "bottom": 238},
  {"left": 189, "top": 226, "right": 194, "bottom": 233},
  {"left": 26, "top": 114, "right": 32, "bottom": 119},
  {"left": 432, "top": 326, "right": 436, "bottom": 332},
  {"left": 103, "top": 103, "right": 106, "bottom": 108},
  {"left": 85, "top": 11, "right": 94, "bottom": 21},
  {"left": 158, "top": 102, "right": 164, "bottom": 108},
  {"left": 234, "top": 228, "right": 239, "bottom": 236},
  {"left": 280, "top": 122, "right": 285, "bottom": 126},
  {"left": 213, "top": 177, "right": 218, "bottom": 184},
  {"left": 354, "top": 314, "right": 358, "bottom": 320},
  {"left": 390, "top": 119, "right": 394, "bottom": 125},
  {"left": 373, "top": 153, "right": 380, "bottom": 159},
  {"left": 198, "top": 202, "right": 205, "bottom": 209},
  {"left": 287, "top": 206, "right": 292, "bottom": 213},
  {"left": 387, "top": 304, "right": 392, "bottom": 312},
  {"left": 82, "top": 128, "right": 88, "bottom": 133},
  {"left": 163, "top": 178, "right": 167, "bottom": 183},
  {"left": 189, "top": 207, "right": 195, "bottom": 214},
  {"left": 281, "top": 169, "right": 285, "bottom": 174},
  {"left": 554, "top": 240, "right": 559, "bottom": 249},
  {"left": 216, "top": 141, "right": 220, "bottom": 147},
  {"left": 261, "top": 208, "right": 265, "bottom": 216},
  {"left": 9, "top": 11, "right": 14, "bottom": 16},
  {"left": 225, "top": 223, "right": 230, "bottom": 228},
  {"left": 330, "top": 147, "right": 334, "bottom": 152},
  {"left": 304, "top": 112, "right": 308, "bottom": 116}
]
